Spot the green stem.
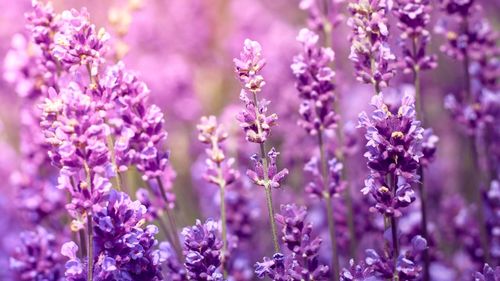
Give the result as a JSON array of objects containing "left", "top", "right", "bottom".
[
  {"left": 79, "top": 229, "right": 87, "bottom": 258},
  {"left": 251, "top": 91, "right": 280, "bottom": 253},
  {"left": 155, "top": 177, "right": 183, "bottom": 260},
  {"left": 264, "top": 185, "right": 280, "bottom": 253},
  {"left": 87, "top": 214, "right": 93, "bottom": 281},
  {"left": 418, "top": 167, "right": 430, "bottom": 281},
  {"left": 318, "top": 131, "right": 340, "bottom": 281},
  {"left": 220, "top": 186, "right": 228, "bottom": 278}
]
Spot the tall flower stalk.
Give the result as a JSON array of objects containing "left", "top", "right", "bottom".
[
  {"left": 291, "top": 28, "right": 341, "bottom": 280},
  {"left": 358, "top": 93, "right": 426, "bottom": 278},
  {"left": 197, "top": 115, "right": 239, "bottom": 277},
  {"left": 394, "top": 1, "right": 438, "bottom": 279},
  {"left": 233, "top": 39, "right": 289, "bottom": 252}
]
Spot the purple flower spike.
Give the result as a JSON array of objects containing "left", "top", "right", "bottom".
[
  {"left": 182, "top": 219, "right": 224, "bottom": 281},
  {"left": 233, "top": 39, "right": 266, "bottom": 94},
  {"left": 197, "top": 115, "right": 239, "bottom": 187},
  {"left": 358, "top": 93, "right": 424, "bottom": 216},
  {"left": 51, "top": 8, "right": 109, "bottom": 76},
  {"left": 292, "top": 28, "right": 338, "bottom": 136},
  {"left": 10, "top": 227, "right": 65, "bottom": 281},
  {"left": 247, "top": 148, "right": 289, "bottom": 189},
  {"left": 348, "top": 0, "right": 396, "bottom": 90},
  {"left": 394, "top": 0, "right": 438, "bottom": 74}
]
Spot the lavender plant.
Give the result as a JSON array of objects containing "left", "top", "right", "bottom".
[{"left": 0, "top": 0, "right": 499, "bottom": 280}]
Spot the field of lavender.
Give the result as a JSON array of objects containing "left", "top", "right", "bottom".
[{"left": 0, "top": 0, "right": 498, "bottom": 280}]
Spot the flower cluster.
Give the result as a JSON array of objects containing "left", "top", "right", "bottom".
[
  {"left": 51, "top": 8, "right": 109, "bottom": 76},
  {"left": 394, "top": 0, "right": 437, "bottom": 74},
  {"left": 62, "top": 190, "right": 164, "bottom": 280},
  {"left": 197, "top": 115, "right": 238, "bottom": 187},
  {"left": 342, "top": 235, "right": 427, "bottom": 280},
  {"left": 247, "top": 148, "right": 288, "bottom": 190},
  {"left": 291, "top": 28, "right": 337, "bottom": 135},
  {"left": 9, "top": 227, "right": 65, "bottom": 281},
  {"left": 255, "top": 204, "right": 329, "bottom": 280},
  {"left": 182, "top": 219, "right": 224, "bottom": 281},
  {"left": 304, "top": 156, "right": 345, "bottom": 198},
  {"left": 348, "top": 0, "right": 396, "bottom": 90},
  {"left": 358, "top": 93, "right": 424, "bottom": 217}
]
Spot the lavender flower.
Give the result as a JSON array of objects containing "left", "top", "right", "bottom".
[
  {"left": 348, "top": 0, "right": 396, "bottom": 91},
  {"left": 276, "top": 204, "right": 330, "bottom": 280},
  {"left": 158, "top": 242, "right": 187, "bottom": 281},
  {"left": 247, "top": 148, "right": 288, "bottom": 190},
  {"left": 51, "top": 8, "right": 109, "bottom": 76},
  {"left": 234, "top": 39, "right": 266, "bottom": 94},
  {"left": 358, "top": 93, "right": 423, "bottom": 216},
  {"left": 394, "top": 0, "right": 437, "bottom": 74},
  {"left": 10, "top": 227, "right": 65, "bottom": 281},
  {"left": 197, "top": 115, "right": 239, "bottom": 187},
  {"left": 474, "top": 263, "right": 500, "bottom": 281},
  {"left": 255, "top": 253, "right": 290, "bottom": 281},
  {"left": 305, "top": 156, "right": 346, "bottom": 198},
  {"left": 291, "top": 28, "right": 337, "bottom": 135},
  {"left": 62, "top": 190, "right": 165, "bottom": 280},
  {"left": 182, "top": 219, "right": 224, "bottom": 281},
  {"left": 343, "top": 235, "right": 427, "bottom": 280}
]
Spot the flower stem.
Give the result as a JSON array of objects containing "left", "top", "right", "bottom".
[
  {"left": 318, "top": 131, "right": 340, "bottom": 281},
  {"left": 388, "top": 174, "right": 399, "bottom": 263},
  {"left": 87, "top": 214, "right": 93, "bottom": 281},
  {"left": 418, "top": 167, "right": 430, "bottom": 281},
  {"left": 251, "top": 91, "right": 280, "bottom": 253},
  {"left": 155, "top": 177, "right": 183, "bottom": 260},
  {"left": 219, "top": 186, "right": 228, "bottom": 278},
  {"left": 412, "top": 38, "right": 429, "bottom": 280}
]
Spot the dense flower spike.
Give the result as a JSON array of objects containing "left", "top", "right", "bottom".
[
  {"left": 291, "top": 28, "right": 337, "bottom": 135},
  {"left": 62, "top": 190, "right": 165, "bottom": 281},
  {"left": 51, "top": 8, "right": 109, "bottom": 76},
  {"left": 348, "top": 0, "right": 396, "bottom": 91},
  {"left": 342, "top": 235, "right": 427, "bottom": 280},
  {"left": 276, "top": 204, "right": 330, "bottom": 280},
  {"left": 9, "top": 227, "right": 65, "bottom": 281},
  {"left": 394, "top": 0, "right": 437, "bottom": 74},
  {"left": 182, "top": 219, "right": 224, "bottom": 281},
  {"left": 359, "top": 93, "right": 424, "bottom": 216}
]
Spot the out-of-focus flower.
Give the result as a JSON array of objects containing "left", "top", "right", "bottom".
[
  {"left": 348, "top": 0, "right": 396, "bottom": 90},
  {"left": 292, "top": 28, "right": 337, "bottom": 136},
  {"left": 10, "top": 227, "right": 65, "bottom": 281},
  {"left": 394, "top": 0, "right": 438, "bottom": 74}
]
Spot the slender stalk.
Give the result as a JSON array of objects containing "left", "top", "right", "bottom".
[
  {"left": 388, "top": 174, "right": 399, "bottom": 264},
  {"left": 87, "top": 214, "right": 94, "bottom": 281},
  {"left": 318, "top": 131, "right": 340, "bottom": 281},
  {"left": 318, "top": 0, "right": 357, "bottom": 257},
  {"left": 418, "top": 167, "right": 430, "bottom": 281},
  {"left": 79, "top": 229, "right": 87, "bottom": 258},
  {"left": 251, "top": 91, "right": 280, "bottom": 252},
  {"left": 219, "top": 186, "right": 228, "bottom": 278},
  {"left": 264, "top": 185, "right": 280, "bottom": 253},
  {"left": 412, "top": 37, "right": 429, "bottom": 281},
  {"left": 460, "top": 22, "right": 491, "bottom": 261},
  {"left": 106, "top": 135, "right": 122, "bottom": 191},
  {"left": 155, "top": 177, "right": 183, "bottom": 259}
]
